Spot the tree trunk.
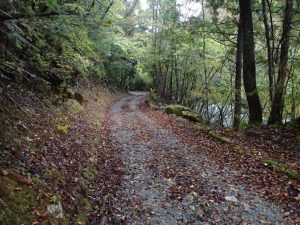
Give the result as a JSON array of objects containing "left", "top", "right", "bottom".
[
  {"left": 174, "top": 54, "right": 179, "bottom": 101},
  {"left": 291, "top": 74, "right": 296, "bottom": 120},
  {"left": 233, "top": 19, "right": 242, "bottom": 128},
  {"left": 169, "top": 57, "right": 173, "bottom": 99},
  {"left": 151, "top": 0, "right": 158, "bottom": 88},
  {"left": 262, "top": 0, "right": 274, "bottom": 102},
  {"left": 162, "top": 64, "right": 169, "bottom": 98},
  {"left": 201, "top": 0, "right": 209, "bottom": 123},
  {"left": 239, "top": 0, "right": 263, "bottom": 124},
  {"left": 268, "top": 0, "right": 293, "bottom": 125}
]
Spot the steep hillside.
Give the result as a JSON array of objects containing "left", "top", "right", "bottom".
[{"left": 0, "top": 83, "right": 124, "bottom": 224}]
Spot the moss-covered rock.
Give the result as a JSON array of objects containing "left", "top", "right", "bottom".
[
  {"left": 165, "top": 104, "right": 191, "bottom": 116},
  {"left": 165, "top": 104, "right": 203, "bottom": 123},
  {"left": 208, "top": 131, "right": 231, "bottom": 144},
  {"left": 194, "top": 123, "right": 211, "bottom": 134},
  {"left": 194, "top": 123, "right": 230, "bottom": 144},
  {"left": 64, "top": 99, "right": 84, "bottom": 114},
  {"left": 181, "top": 111, "right": 202, "bottom": 122}
]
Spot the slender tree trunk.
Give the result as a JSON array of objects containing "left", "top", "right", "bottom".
[
  {"left": 233, "top": 19, "right": 242, "bottom": 128},
  {"left": 268, "top": 0, "right": 293, "bottom": 125},
  {"left": 201, "top": 0, "right": 209, "bottom": 123},
  {"left": 174, "top": 54, "right": 179, "bottom": 101},
  {"left": 262, "top": 0, "right": 274, "bottom": 101},
  {"left": 158, "top": 61, "right": 163, "bottom": 94},
  {"left": 291, "top": 75, "right": 296, "bottom": 120},
  {"left": 151, "top": 1, "right": 158, "bottom": 88},
  {"left": 162, "top": 64, "right": 169, "bottom": 97},
  {"left": 239, "top": 0, "right": 263, "bottom": 124},
  {"left": 169, "top": 57, "right": 173, "bottom": 99},
  {"left": 180, "top": 61, "right": 188, "bottom": 103},
  {"left": 267, "top": 0, "right": 276, "bottom": 86}
]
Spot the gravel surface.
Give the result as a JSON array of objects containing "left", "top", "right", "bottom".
[{"left": 108, "top": 93, "right": 291, "bottom": 225}]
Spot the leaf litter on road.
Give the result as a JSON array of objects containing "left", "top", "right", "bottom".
[{"left": 104, "top": 93, "right": 297, "bottom": 224}]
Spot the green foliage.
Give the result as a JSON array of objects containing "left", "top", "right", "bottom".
[
  {"left": 0, "top": 0, "right": 148, "bottom": 90},
  {"left": 145, "top": 89, "right": 159, "bottom": 107},
  {"left": 148, "top": 0, "right": 300, "bottom": 125},
  {"left": 63, "top": 3, "right": 85, "bottom": 15},
  {"left": 129, "top": 69, "right": 153, "bottom": 91},
  {"left": 56, "top": 124, "right": 71, "bottom": 134}
]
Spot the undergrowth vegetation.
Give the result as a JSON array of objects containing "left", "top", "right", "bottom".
[{"left": 0, "top": 0, "right": 152, "bottom": 91}]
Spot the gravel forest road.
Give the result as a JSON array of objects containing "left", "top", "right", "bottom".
[{"left": 108, "top": 92, "right": 290, "bottom": 225}]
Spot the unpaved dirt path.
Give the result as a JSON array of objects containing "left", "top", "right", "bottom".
[{"left": 108, "top": 93, "right": 291, "bottom": 225}]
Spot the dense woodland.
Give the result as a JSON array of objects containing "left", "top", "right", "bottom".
[
  {"left": 149, "top": 0, "right": 300, "bottom": 126},
  {"left": 0, "top": 0, "right": 152, "bottom": 90},
  {"left": 0, "top": 0, "right": 300, "bottom": 224},
  {"left": 0, "top": 0, "right": 299, "bottom": 126}
]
